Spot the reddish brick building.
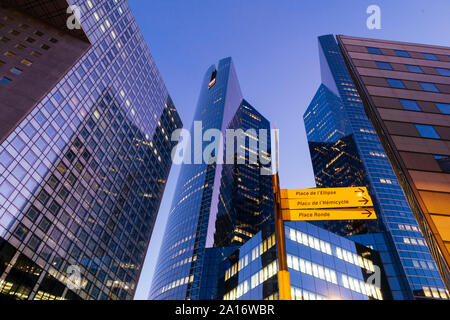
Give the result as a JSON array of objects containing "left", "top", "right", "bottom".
[
  {"left": 338, "top": 35, "right": 450, "bottom": 289},
  {"left": 0, "top": 0, "right": 90, "bottom": 143}
]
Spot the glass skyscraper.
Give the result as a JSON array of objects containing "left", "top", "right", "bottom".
[
  {"left": 149, "top": 58, "right": 274, "bottom": 300},
  {"left": 0, "top": 0, "right": 182, "bottom": 300},
  {"left": 303, "top": 35, "right": 448, "bottom": 300}
]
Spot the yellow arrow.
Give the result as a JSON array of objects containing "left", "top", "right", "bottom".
[
  {"left": 281, "top": 208, "right": 377, "bottom": 221},
  {"left": 280, "top": 187, "right": 373, "bottom": 209}
]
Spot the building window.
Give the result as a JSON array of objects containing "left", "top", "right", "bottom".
[
  {"left": 31, "top": 51, "right": 42, "bottom": 58},
  {"left": 4, "top": 51, "right": 16, "bottom": 58},
  {"left": 422, "top": 53, "right": 439, "bottom": 61},
  {"left": 366, "top": 47, "right": 382, "bottom": 55},
  {"left": 435, "top": 103, "right": 450, "bottom": 115},
  {"left": 399, "top": 99, "right": 421, "bottom": 111},
  {"left": 25, "top": 37, "right": 36, "bottom": 43},
  {"left": 395, "top": 50, "right": 411, "bottom": 58},
  {"left": 406, "top": 65, "right": 424, "bottom": 73},
  {"left": 436, "top": 68, "right": 450, "bottom": 76},
  {"left": 35, "top": 30, "right": 44, "bottom": 37},
  {"left": 0, "top": 60, "right": 4, "bottom": 67},
  {"left": 386, "top": 78, "right": 406, "bottom": 89},
  {"left": 376, "top": 61, "right": 393, "bottom": 70},
  {"left": 415, "top": 124, "right": 440, "bottom": 139},
  {"left": 419, "top": 82, "right": 440, "bottom": 92},
  {"left": 49, "top": 37, "right": 58, "bottom": 43},
  {"left": 9, "top": 29, "right": 20, "bottom": 36},
  {"left": 15, "top": 44, "right": 26, "bottom": 50},
  {"left": 21, "top": 59, "right": 32, "bottom": 66},
  {"left": 434, "top": 155, "right": 450, "bottom": 173},
  {"left": 10, "top": 67, "right": 22, "bottom": 75},
  {"left": 0, "top": 76, "right": 12, "bottom": 84},
  {"left": 0, "top": 36, "right": 10, "bottom": 43},
  {"left": 41, "top": 44, "right": 50, "bottom": 50}
]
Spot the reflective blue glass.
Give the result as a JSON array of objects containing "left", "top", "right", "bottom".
[
  {"left": 435, "top": 103, "right": 450, "bottom": 114},
  {"left": 376, "top": 61, "right": 393, "bottom": 70},
  {"left": 419, "top": 82, "right": 440, "bottom": 92},
  {"left": 434, "top": 155, "right": 450, "bottom": 173},
  {"left": 10, "top": 68, "right": 22, "bottom": 75},
  {"left": 387, "top": 78, "right": 406, "bottom": 89},
  {"left": 395, "top": 50, "right": 411, "bottom": 58},
  {"left": 399, "top": 99, "right": 421, "bottom": 111},
  {"left": 415, "top": 124, "right": 440, "bottom": 139},
  {"left": 436, "top": 68, "right": 450, "bottom": 76},
  {"left": 422, "top": 53, "right": 439, "bottom": 60},
  {"left": 366, "top": 47, "right": 382, "bottom": 55},
  {"left": 0, "top": 0, "right": 182, "bottom": 300},
  {"left": 150, "top": 58, "right": 274, "bottom": 300},
  {"left": 220, "top": 222, "right": 392, "bottom": 300},
  {"left": 0, "top": 77, "right": 11, "bottom": 84},
  {"left": 406, "top": 65, "right": 424, "bottom": 73}
]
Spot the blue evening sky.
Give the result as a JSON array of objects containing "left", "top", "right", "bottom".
[{"left": 128, "top": 0, "right": 450, "bottom": 299}]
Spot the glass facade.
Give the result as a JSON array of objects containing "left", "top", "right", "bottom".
[
  {"left": 221, "top": 221, "right": 390, "bottom": 300},
  {"left": 303, "top": 34, "right": 448, "bottom": 300},
  {"left": 0, "top": 0, "right": 182, "bottom": 300},
  {"left": 221, "top": 224, "right": 278, "bottom": 300},
  {"left": 149, "top": 59, "right": 274, "bottom": 300}
]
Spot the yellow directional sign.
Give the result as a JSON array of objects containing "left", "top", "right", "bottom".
[
  {"left": 280, "top": 187, "right": 373, "bottom": 209},
  {"left": 281, "top": 208, "right": 377, "bottom": 221}
]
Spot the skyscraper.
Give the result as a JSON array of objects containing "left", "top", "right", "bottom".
[
  {"left": 0, "top": 0, "right": 182, "bottom": 300},
  {"left": 149, "top": 58, "right": 274, "bottom": 300},
  {"left": 303, "top": 35, "right": 448, "bottom": 299},
  {"left": 305, "top": 85, "right": 379, "bottom": 237},
  {"left": 337, "top": 35, "right": 450, "bottom": 290}
]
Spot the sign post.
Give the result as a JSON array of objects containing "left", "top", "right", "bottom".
[
  {"left": 273, "top": 173, "right": 292, "bottom": 300},
  {"left": 271, "top": 125, "right": 377, "bottom": 300},
  {"left": 281, "top": 207, "right": 376, "bottom": 221},
  {"left": 273, "top": 181, "right": 377, "bottom": 300},
  {"left": 272, "top": 123, "right": 292, "bottom": 300}
]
